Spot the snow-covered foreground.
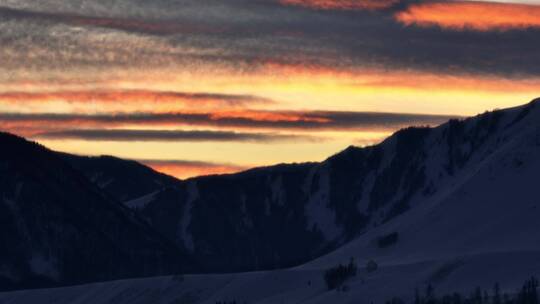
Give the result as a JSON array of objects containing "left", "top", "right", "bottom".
[
  {"left": 1, "top": 102, "right": 540, "bottom": 304},
  {"left": 1, "top": 251, "right": 539, "bottom": 304}
]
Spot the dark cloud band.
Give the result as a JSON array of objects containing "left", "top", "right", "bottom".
[
  {"left": 33, "top": 129, "right": 314, "bottom": 142},
  {"left": 0, "top": 6, "right": 220, "bottom": 36},
  {"left": 2, "top": 1, "right": 540, "bottom": 77},
  {"left": 0, "top": 90, "right": 273, "bottom": 106},
  {"left": 0, "top": 111, "right": 458, "bottom": 131}
]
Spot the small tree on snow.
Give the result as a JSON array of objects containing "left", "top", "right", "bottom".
[{"left": 366, "top": 260, "right": 378, "bottom": 273}]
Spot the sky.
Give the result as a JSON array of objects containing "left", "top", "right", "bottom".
[{"left": 1, "top": 0, "right": 539, "bottom": 179}]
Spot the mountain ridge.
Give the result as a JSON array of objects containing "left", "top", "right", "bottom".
[
  {"left": 60, "top": 153, "right": 178, "bottom": 203},
  {"left": 0, "top": 98, "right": 538, "bottom": 292},
  {"left": 101, "top": 98, "right": 540, "bottom": 273},
  {"left": 1, "top": 98, "right": 539, "bottom": 303},
  {"left": 0, "top": 133, "right": 196, "bottom": 291}
]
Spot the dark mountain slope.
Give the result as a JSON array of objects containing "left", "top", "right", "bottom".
[
  {"left": 1, "top": 100, "right": 540, "bottom": 304},
  {"left": 0, "top": 133, "right": 194, "bottom": 291},
  {"left": 2, "top": 99, "right": 537, "bottom": 285},
  {"left": 130, "top": 99, "right": 540, "bottom": 273},
  {"left": 61, "top": 154, "right": 177, "bottom": 203}
]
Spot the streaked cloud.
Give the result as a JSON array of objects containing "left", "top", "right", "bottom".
[
  {"left": 396, "top": 1, "right": 540, "bottom": 31},
  {"left": 33, "top": 129, "right": 314, "bottom": 143},
  {"left": 2, "top": 0, "right": 540, "bottom": 77},
  {"left": 0, "top": 90, "right": 272, "bottom": 112},
  {"left": 0, "top": 6, "right": 221, "bottom": 36},
  {"left": 278, "top": 0, "right": 400, "bottom": 10},
  {"left": 1, "top": 0, "right": 539, "bottom": 178},
  {"left": 0, "top": 111, "right": 458, "bottom": 133}
]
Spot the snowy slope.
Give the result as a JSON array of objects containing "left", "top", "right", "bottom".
[
  {"left": 114, "top": 99, "right": 531, "bottom": 274},
  {"left": 1, "top": 100, "right": 539, "bottom": 303}
]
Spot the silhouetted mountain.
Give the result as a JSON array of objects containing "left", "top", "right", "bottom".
[
  {"left": 2, "top": 99, "right": 539, "bottom": 303},
  {"left": 1, "top": 99, "right": 539, "bottom": 293},
  {"left": 61, "top": 154, "right": 177, "bottom": 203},
  {"left": 122, "top": 98, "right": 540, "bottom": 273},
  {"left": 131, "top": 132, "right": 425, "bottom": 271},
  {"left": 0, "top": 133, "right": 194, "bottom": 291}
]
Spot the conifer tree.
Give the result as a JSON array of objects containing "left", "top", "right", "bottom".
[
  {"left": 415, "top": 288, "right": 422, "bottom": 304},
  {"left": 426, "top": 284, "right": 435, "bottom": 304},
  {"left": 494, "top": 283, "right": 502, "bottom": 304}
]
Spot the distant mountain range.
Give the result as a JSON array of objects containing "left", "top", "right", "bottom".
[{"left": 0, "top": 98, "right": 538, "bottom": 293}]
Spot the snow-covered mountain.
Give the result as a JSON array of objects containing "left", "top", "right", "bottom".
[
  {"left": 1, "top": 98, "right": 539, "bottom": 303},
  {"left": 100, "top": 99, "right": 539, "bottom": 274},
  {"left": 0, "top": 134, "right": 195, "bottom": 291},
  {"left": 0, "top": 98, "right": 539, "bottom": 303}
]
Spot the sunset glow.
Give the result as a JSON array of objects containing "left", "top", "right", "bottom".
[
  {"left": 1, "top": 0, "right": 539, "bottom": 179},
  {"left": 141, "top": 160, "right": 248, "bottom": 180}
]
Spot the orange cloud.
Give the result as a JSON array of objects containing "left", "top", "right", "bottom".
[
  {"left": 209, "top": 110, "right": 329, "bottom": 123},
  {"left": 0, "top": 90, "right": 270, "bottom": 113},
  {"left": 141, "top": 160, "right": 248, "bottom": 179},
  {"left": 396, "top": 1, "right": 540, "bottom": 31},
  {"left": 279, "top": 0, "right": 399, "bottom": 10},
  {"left": 2, "top": 63, "right": 540, "bottom": 119}
]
